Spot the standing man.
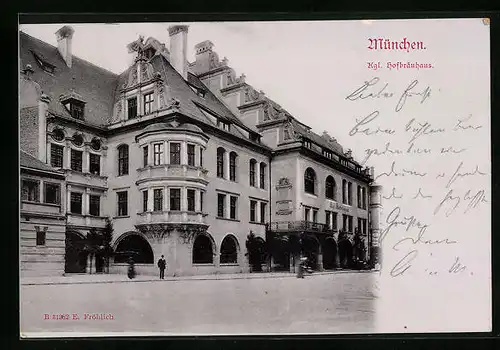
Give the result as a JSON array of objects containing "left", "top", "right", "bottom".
[{"left": 157, "top": 255, "right": 166, "bottom": 280}]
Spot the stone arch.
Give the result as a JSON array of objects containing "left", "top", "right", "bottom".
[
  {"left": 65, "top": 229, "right": 87, "bottom": 273},
  {"left": 322, "top": 237, "right": 338, "bottom": 270},
  {"left": 114, "top": 231, "right": 154, "bottom": 264},
  {"left": 301, "top": 234, "right": 321, "bottom": 270},
  {"left": 219, "top": 234, "right": 240, "bottom": 264},
  {"left": 192, "top": 232, "right": 217, "bottom": 264},
  {"left": 338, "top": 238, "right": 353, "bottom": 268}
]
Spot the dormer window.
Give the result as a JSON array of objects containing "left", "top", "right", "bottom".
[
  {"left": 60, "top": 92, "right": 86, "bottom": 120},
  {"left": 217, "top": 119, "right": 230, "bottom": 131},
  {"left": 128, "top": 97, "right": 138, "bottom": 119},
  {"left": 323, "top": 149, "right": 333, "bottom": 160},
  {"left": 250, "top": 134, "right": 260, "bottom": 143},
  {"left": 31, "top": 50, "right": 55, "bottom": 74},
  {"left": 189, "top": 85, "right": 206, "bottom": 98},
  {"left": 304, "top": 140, "right": 312, "bottom": 149}
]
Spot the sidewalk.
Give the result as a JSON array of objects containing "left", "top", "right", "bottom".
[{"left": 21, "top": 269, "right": 376, "bottom": 286}]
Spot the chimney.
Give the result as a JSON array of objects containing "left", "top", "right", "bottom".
[
  {"left": 38, "top": 94, "right": 51, "bottom": 163},
  {"left": 55, "top": 26, "right": 75, "bottom": 68},
  {"left": 168, "top": 25, "right": 189, "bottom": 80},
  {"left": 194, "top": 40, "right": 214, "bottom": 75}
]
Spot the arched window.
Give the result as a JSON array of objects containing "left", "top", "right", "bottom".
[
  {"left": 304, "top": 167, "right": 316, "bottom": 194},
  {"left": 259, "top": 162, "right": 266, "bottom": 189},
  {"left": 220, "top": 235, "right": 238, "bottom": 264},
  {"left": 249, "top": 159, "right": 257, "bottom": 187},
  {"left": 342, "top": 179, "right": 347, "bottom": 204},
  {"left": 193, "top": 234, "right": 214, "bottom": 264},
  {"left": 72, "top": 133, "right": 84, "bottom": 147},
  {"left": 118, "top": 144, "right": 129, "bottom": 176},
  {"left": 217, "top": 147, "right": 225, "bottom": 178},
  {"left": 52, "top": 128, "right": 65, "bottom": 142},
  {"left": 229, "top": 151, "right": 238, "bottom": 181},
  {"left": 325, "top": 176, "right": 336, "bottom": 200}
]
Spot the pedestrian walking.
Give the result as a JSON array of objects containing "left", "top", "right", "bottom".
[
  {"left": 157, "top": 255, "right": 166, "bottom": 279},
  {"left": 127, "top": 257, "right": 136, "bottom": 279}
]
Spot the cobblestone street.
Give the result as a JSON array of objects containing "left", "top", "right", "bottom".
[{"left": 21, "top": 272, "right": 377, "bottom": 336}]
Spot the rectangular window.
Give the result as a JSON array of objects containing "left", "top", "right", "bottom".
[
  {"left": 260, "top": 202, "right": 266, "bottom": 224},
  {"left": 230, "top": 196, "right": 237, "bottom": 219},
  {"left": 200, "top": 191, "right": 204, "bottom": 212},
  {"left": 70, "top": 192, "right": 82, "bottom": 214},
  {"left": 250, "top": 200, "right": 257, "bottom": 222},
  {"left": 118, "top": 146, "right": 129, "bottom": 176},
  {"left": 217, "top": 193, "right": 226, "bottom": 218},
  {"left": 127, "top": 97, "right": 137, "bottom": 119},
  {"left": 259, "top": 164, "right": 266, "bottom": 189},
  {"left": 187, "top": 189, "right": 196, "bottom": 212},
  {"left": 200, "top": 148, "right": 203, "bottom": 167},
  {"left": 70, "top": 149, "right": 83, "bottom": 172},
  {"left": 143, "top": 146, "right": 149, "bottom": 167},
  {"left": 170, "top": 143, "right": 181, "bottom": 165},
  {"left": 312, "top": 209, "right": 318, "bottom": 223},
  {"left": 89, "top": 153, "right": 100, "bottom": 175},
  {"left": 70, "top": 103, "right": 84, "bottom": 120},
  {"left": 348, "top": 215, "right": 353, "bottom": 232},
  {"left": 44, "top": 183, "right": 60, "bottom": 205},
  {"left": 304, "top": 207, "right": 310, "bottom": 222},
  {"left": 325, "top": 211, "right": 331, "bottom": 229},
  {"left": 117, "top": 191, "right": 128, "bottom": 216},
  {"left": 342, "top": 180, "right": 347, "bottom": 204},
  {"left": 142, "top": 190, "right": 148, "bottom": 212},
  {"left": 357, "top": 185, "right": 362, "bottom": 208},
  {"left": 342, "top": 214, "right": 347, "bottom": 232},
  {"left": 153, "top": 189, "right": 163, "bottom": 211},
  {"left": 153, "top": 143, "right": 164, "bottom": 166},
  {"left": 249, "top": 161, "right": 256, "bottom": 187},
  {"left": 89, "top": 195, "right": 100, "bottom": 216},
  {"left": 144, "top": 92, "right": 154, "bottom": 115},
  {"left": 357, "top": 218, "right": 362, "bottom": 234},
  {"left": 36, "top": 230, "right": 46, "bottom": 246},
  {"left": 187, "top": 144, "right": 195, "bottom": 166},
  {"left": 22, "top": 179, "right": 39, "bottom": 202},
  {"left": 348, "top": 182, "right": 353, "bottom": 206},
  {"left": 332, "top": 212, "right": 338, "bottom": 231},
  {"left": 169, "top": 188, "right": 181, "bottom": 211},
  {"left": 50, "top": 144, "right": 64, "bottom": 168},
  {"left": 363, "top": 218, "right": 367, "bottom": 235}
]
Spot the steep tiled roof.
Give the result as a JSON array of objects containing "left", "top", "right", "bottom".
[
  {"left": 20, "top": 150, "right": 62, "bottom": 174},
  {"left": 19, "top": 31, "right": 118, "bottom": 127}
]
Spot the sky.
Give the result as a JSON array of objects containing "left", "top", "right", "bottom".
[{"left": 19, "top": 19, "right": 491, "bottom": 333}]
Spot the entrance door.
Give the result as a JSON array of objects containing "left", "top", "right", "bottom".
[
  {"left": 65, "top": 231, "right": 87, "bottom": 273},
  {"left": 323, "top": 238, "right": 338, "bottom": 270},
  {"left": 301, "top": 236, "right": 320, "bottom": 271}
]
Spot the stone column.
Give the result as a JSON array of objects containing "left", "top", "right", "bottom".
[
  {"left": 182, "top": 188, "right": 188, "bottom": 212},
  {"left": 148, "top": 188, "right": 154, "bottom": 211},
  {"left": 83, "top": 146, "right": 89, "bottom": 173},
  {"left": 65, "top": 142, "right": 71, "bottom": 169},
  {"left": 180, "top": 141, "right": 187, "bottom": 165},
  {"left": 317, "top": 252, "right": 323, "bottom": 271},
  {"left": 66, "top": 185, "right": 72, "bottom": 214},
  {"left": 82, "top": 188, "right": 89, "bottom": 215}
]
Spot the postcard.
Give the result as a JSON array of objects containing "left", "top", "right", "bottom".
[{"left": 18, "top": 17, "right": 491, "bottom": 337}]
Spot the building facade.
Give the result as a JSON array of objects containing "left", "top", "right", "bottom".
[{"left": 19, "top": 24, "right": 382, "bottom": 277}]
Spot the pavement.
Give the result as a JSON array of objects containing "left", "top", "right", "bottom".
[
  {"left": 20, "top": 271, "right": 377, "bottom": 336},
  {"left": 20, "top": 269, "right": 376, "bottom": 285}
]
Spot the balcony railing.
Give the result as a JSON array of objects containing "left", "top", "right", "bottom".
[
  {"left": 136, "top": 210, "right": 207, "bottom": 226},
  {"left": 136, "top": 164, "right": 208, "bottom": 184},
  {"left": 266, "top": 221, "right": 337, "bottom": 234}
]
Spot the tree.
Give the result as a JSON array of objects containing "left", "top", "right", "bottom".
[{"left": 102, "top": 218, "right": 114, "bottom": 274}]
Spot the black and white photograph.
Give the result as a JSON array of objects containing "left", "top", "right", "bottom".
[{"left": 18, "top": 17, "right": 491, "bottom": 337}]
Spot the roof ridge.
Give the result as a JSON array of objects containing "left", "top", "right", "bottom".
[{"left": 20, "top": 31, "right": 119, "bottom": 77}]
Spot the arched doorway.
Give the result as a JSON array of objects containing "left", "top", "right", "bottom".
[
  {"left": 193, "top": 234, "right": 215, "bottom": 264},
  {"left": 301, "top": 235, "right": 320, "bottom": 270},
  {"left": 114, "top": 234, "right": 154, "bottom": 264},
  {"left": 271, "top": 235, "right": 290, "bottom": 271},
  {"left": 65, "top": 230, "right": 87, "bottom": 273},
  {"left": 220, "top": 235, "right": 239, "bottom": 264},
  {"left": 323, "top": 238, "right": 338, "bottom": 270},
  {"left": 338, "top": 239, "right": 353, "bottom": 268}
]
